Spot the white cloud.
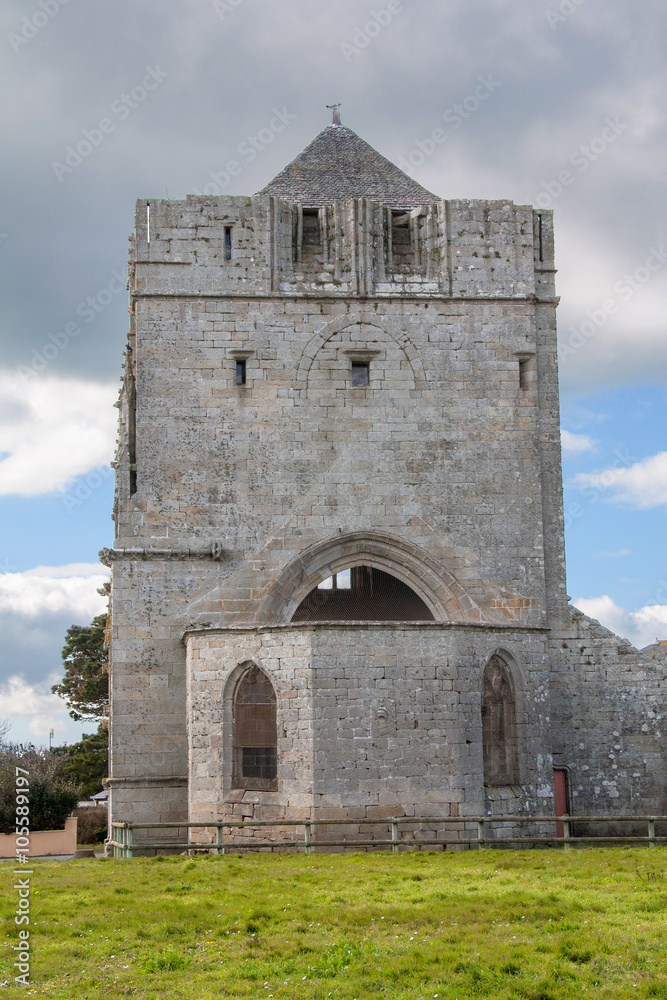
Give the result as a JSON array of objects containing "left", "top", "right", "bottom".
[
  {"left": 571, "top": 451, "right": 667, "bottom": 508},
  {"left": 0, "top": 673, "right": 82, "bottom": 742},
  {"left": 0, "top": 370, "right": 117, "bottom": 496},
  {"left": 22, "top": 563, "right": 107, "bottom": 579},
  {"left": 561, "top": 429, "right": 596, "bottom": 455},
  {"left": 0, "top": 563, "right": 109, "bottom": 744},
  {"left": 0, "top": 563, "right": 109, "bottom": 620},
  {"left": 555, "top": 220, "right": 667, "bottom": 389},
  {"left": 573, "top": 595, "right": 667, "bottom": 649},
  {"left": 593, "top": 548, "right": 631, "bottom": 558}
]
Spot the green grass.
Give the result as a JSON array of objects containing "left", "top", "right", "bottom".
[{"left": 2, "top": 847, "right": 666, "bottom": 999}]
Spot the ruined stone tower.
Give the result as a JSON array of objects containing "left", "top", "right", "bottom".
[{"left": 105, "top": 112, "right": 666, "bottom": 846}]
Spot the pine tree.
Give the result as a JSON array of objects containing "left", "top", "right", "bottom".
[{"left": 52, "top": 613, "right": 109, "bottom": 722}]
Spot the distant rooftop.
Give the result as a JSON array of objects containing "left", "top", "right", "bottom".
[{"left": 257, "top": 111, "right": 440, "bottom": 207}]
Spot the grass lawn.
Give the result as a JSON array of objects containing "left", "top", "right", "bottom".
[{"left": 1, "top": 847, "right": 666, "bottom": 999}]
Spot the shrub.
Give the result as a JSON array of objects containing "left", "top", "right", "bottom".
[
  {"left": 53, "top": 727, "right": 108, "bottom": 800},
  {"left": 73, "top": 806, "right": 108, "bottom": 845},
  {"left": 0, "top": 743, "right": 79, "bottom": 835}
]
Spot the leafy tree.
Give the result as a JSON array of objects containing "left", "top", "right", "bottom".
[
  {"left": 49, "top": 614, "right": 110, "bottom": 802},
  {"left": 0, "top": 743, "right": 79, "bottom": 835},
  {"left": 52, "top": 613, "right": 109, "bottom": 722},
  {"left": 53, "top": 727, "right": 109, "bottom": 800}
]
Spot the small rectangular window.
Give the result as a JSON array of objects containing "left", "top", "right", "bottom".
[
  {"left": 129, "top": 468, "right": 137, "bottom": 496},
  {"left": 236, "top": 360, "right": 246, "bottom": 386},
  {"left": 224, "top": 227, "right": 232, "bottom": 260},
  {"left": 351, "top": 362, "right": 369, "bottom": 387},
  {"left": 519, "top": 359, "right": 529, "bottom": 390}
]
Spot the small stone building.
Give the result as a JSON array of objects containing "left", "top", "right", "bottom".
[{"left": 104, "top": 112, "right": 666, "bottom": 847}]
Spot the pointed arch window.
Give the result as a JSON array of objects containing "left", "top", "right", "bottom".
[
  {"left": 482, "top": 655, "right": 519, "bottom": 785},
  {"left": 233, "top": 666, "right": 278, "bottom": 790}
]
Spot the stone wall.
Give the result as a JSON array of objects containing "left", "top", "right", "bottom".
[
  {"left": 114, "top": 291, "right": 558, "bottom": 628},
  {"left": 130, "top": 195, "right": 547, "bottom": 299},
  {"left": 184, "top": 622, "right": 554, "bottom": 847},
  {"left": 106, "top": 553, "right": 224, "bottom": 830},
  {"left": 107, "top": 183, "right": 665, "bottom": 843},
  {"left": 109, "top": 191, "right": 561, "bottom": 832},
  {"left": 550, "top": 609, "right": 667, "bottom": 821}
]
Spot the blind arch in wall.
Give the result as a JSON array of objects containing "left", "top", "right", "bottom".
[{"left": 481, "top": 654, "right": 519, "bottom": 785}]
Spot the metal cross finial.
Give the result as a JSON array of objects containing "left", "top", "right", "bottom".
[{"left": 326, "top": 103, "right": 342, "bottom": 126}]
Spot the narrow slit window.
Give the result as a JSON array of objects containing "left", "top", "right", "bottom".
[
  {"left": 537, "top": 214, "right": 544, "bottom": 262},
  {"left": 519, "top": 359, "right": 529, "bottom": 390},
  {"left": 224, "top": 227, "right": 232, "bottom": 260},
  {"left": 127, "top": 369, "right": 137, "bottom": 496},
  {"left": 235, "top": 359, "right": 247, "bottom": 386},
  {"left": 351, "top": 362, "right": 369, "bottom": 387}
]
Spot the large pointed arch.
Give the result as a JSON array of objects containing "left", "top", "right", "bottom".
[{"left": 257, "top": 530, "right": 482, "bottom": 624}]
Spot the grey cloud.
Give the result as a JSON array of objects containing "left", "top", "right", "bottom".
[
  {"left": 1, "top": 0, "right": 666, "bottom": 387},
  {"left": 0, "top": 610, "right": 75, "bottom": 687}
]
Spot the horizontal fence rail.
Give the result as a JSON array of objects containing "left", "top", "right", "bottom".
[{"left": 108, "top": 815, "right": 667, "bottom": 859}]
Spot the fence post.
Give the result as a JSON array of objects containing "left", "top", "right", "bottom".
[
  {"left": 304, "top": 819, "right": 312, "bottom": 856},
  {"left": 477, "top": 819, "right": 485, "bottom": 850},
  {"left": 119, "top": 824, "right": 127, "bottom": 859},
  {"left": 391, "top": 818, "right": 399, "bottom": 853},
  {"left": 217, "top": 824, "right": 225, "bottom": 856},
  {"left": 125, "top": 824, "right": 134, "bottom": 859},
  {"left": 648, "top": 817, "right": 656, "bottom": 848},
  {"left": 562, "top": 817, "right": 571, "bottom": 851}
]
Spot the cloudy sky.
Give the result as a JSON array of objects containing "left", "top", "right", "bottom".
[{"left": 1, "top": 0, "right": 666, "bottom": 745}]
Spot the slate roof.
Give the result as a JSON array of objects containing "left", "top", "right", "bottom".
[{"left": 257, "top": 123, "right": 440, "bottom": 206}]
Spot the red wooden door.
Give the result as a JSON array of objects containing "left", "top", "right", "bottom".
[{"left": 553, "top": 769, "right": 569, "bottom": 838}]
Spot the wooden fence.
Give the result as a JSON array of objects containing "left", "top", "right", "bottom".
[{"left": 108, "top": 814, "right": 667, "bottom": 859}]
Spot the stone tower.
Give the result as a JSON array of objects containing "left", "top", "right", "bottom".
[{"left": 104, "top": 112, "right": 666, "bottom": 847}]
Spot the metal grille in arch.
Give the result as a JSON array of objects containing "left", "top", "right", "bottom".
[{"left": 291, "top": 566, "right": 434, "bottom": 622}]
